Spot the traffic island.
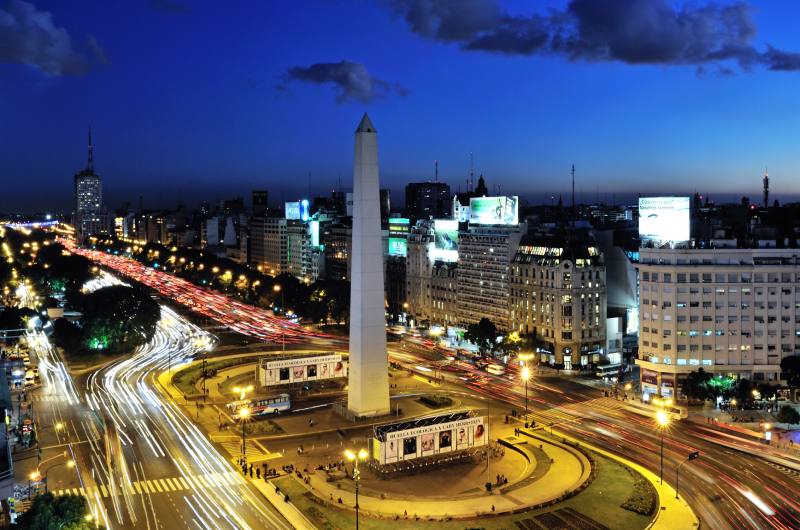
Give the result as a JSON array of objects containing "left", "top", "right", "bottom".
[{"left": 288, "top": 430, "right": 592, "bottom": 521}]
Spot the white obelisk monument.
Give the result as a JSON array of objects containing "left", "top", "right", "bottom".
[{"left": 347, "top": 113, "right": 390, "bottom": 417}]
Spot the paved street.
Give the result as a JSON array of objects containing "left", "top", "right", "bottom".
[{"left": 27, "top": 300, "right": 294, "bottom": 530}]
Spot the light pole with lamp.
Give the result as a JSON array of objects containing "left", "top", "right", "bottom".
[
  {"left": 675, "top": 451, "right": 699, "bottom": 499},
  {"left": 344, "top": 448, "right": 369, "bottom": 530},
  {"left": 656, "top": 410, "right": 670, "bottom": 484},
  {"left": 273, "top": 284, "right": 285, "bottom": 353},
  {"left": 238, "top": 407, "right": 250, "bottom": 467},
  {"left": 518, "top": 353, "right": 534, "bottom": 427}
]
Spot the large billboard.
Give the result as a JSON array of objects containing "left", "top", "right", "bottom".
[
  {"left": 257, "top": 354, "right": 347, "bottom": 386},
  {"left": 285, "top": 199, "right": 310, "bottom": 221},
  {"left": 371, "top": 411, "right": 486, "bottom": 465},
  {"left": 431, "top": 219, "right": 458, "bottom": 262},
  {"left": 469, "top": 196, "right": 518, "bottom": 225},
  {"left": 388, "top": 237, "right": 407, "bottom": 257},
  {"left": 638, "top": 197, "right": 690, "bottom": 245}
]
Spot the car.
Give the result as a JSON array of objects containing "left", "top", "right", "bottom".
[{"left": 24, "top": 371, "right": 35, "bottom": 387}]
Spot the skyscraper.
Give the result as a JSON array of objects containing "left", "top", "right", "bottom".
[
  {"left": 347, "top": 113, "right": 390, "bottom": 418},
  {"left": 405, "top": 181, "right": 451, "bottom": 220},
  {"left": 73, "top": 128, "right": 105, "bottom": 242}
]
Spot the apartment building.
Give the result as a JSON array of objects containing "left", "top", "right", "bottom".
[
  {"left": 636, "top": 247, "right": 800, "bottom": 399},
  {"left": 457, "top": 224, "right": 524, "bottom": 331},
  {"left": 510, "top": 236, "right": 606, "bottom": 368}
]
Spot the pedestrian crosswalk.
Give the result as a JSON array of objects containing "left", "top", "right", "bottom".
[
  {"left": 52, "top": 471, "right": 244, "bottom": 499},
  {"left": 214, "top": 438, "right": 282, "bottom": 463}
]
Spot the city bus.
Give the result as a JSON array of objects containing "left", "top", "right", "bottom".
[
  {"left": 226, "top": 393, "right": 291, "bottom": 417},
  {"left": 486, "top": 364, "right": 506, "bottom": 376}
]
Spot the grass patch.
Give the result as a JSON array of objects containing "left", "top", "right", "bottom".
[
  {"left": 417, "top": 394, "right": 453, "bottom": 409},
  {"left": 172, "top": 357, "right": 254, "bottom": 396},
  {"left": 620, "top": 471, "right": 657, "bottom": 516},
  {"left": 239, "top": 419, "right": 283, "bottom": 435},
  {"left": 279, "top": 452, "right": 654, "bottom": 530}
]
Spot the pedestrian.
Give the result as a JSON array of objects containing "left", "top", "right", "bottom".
[
  {"left": 256, "top": 468, "right": 261, "bottom": 479},
  {"left": 491, "top": 504, "right": 495, "bottom": 512}
]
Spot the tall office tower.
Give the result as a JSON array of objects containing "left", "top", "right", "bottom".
[
  {"left": 73, "top": 128, "right": 105, "bottom": 241},
  {"left": 405, "top": 181, "right": 451, "bottom": 220},
  {"left": 347, "top": 114, "right": 390, "bottom": 418},
  {"left": 252, "top": 190, "right": 269, "bottom": 216}
]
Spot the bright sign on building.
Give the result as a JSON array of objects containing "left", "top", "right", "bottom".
[
  {"left": 638, "top": 196, "right": 690, "bottom": 245},
  {"left": 388, "top": 237, "right": 407, "bottom": 257},
  {"left": 469, "top": 196, "right": 519, "bottom": 225},
  {"left": 371, "top": 412, "right": 486, "bottom": 465},
  {"left": 285, "top": 201, "right": 300, "bottom": 220},
  {"left": 431, "top": 219, "right": 458, "bottom": 262},
  {"left": 258, "top": 354, "right": 347, "bottom": 386}
]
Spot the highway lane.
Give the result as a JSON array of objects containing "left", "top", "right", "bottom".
[{"left": 28, "top": 276, "right": 293, "bottom": 530}]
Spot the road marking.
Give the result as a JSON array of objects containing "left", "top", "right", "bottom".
[
  {"left": 100, "top": 484, "right": 109, "bottom": 497},
  {"left": 52, "top": 472, "right": 245, "bottom": 498}
]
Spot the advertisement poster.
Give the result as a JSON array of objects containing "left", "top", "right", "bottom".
[
  {"left": 259, "top": 354, "right": 348, "bottom": 386},
  {"left": 469, "top": 196, "right": 519, "bottom": 225},
  {"left": 638, "top": 196, "right": 690, "bottom": 245},
  {"left": 431, "top": 219, "right": 459, "bottom": 262},
  {"left": 374, "top": 414, "right": 486, "bottom": 464},
  {"left": 421, "top": 434, "right": 435, "bottom": 453},
  {"left": 388, "top": 237, "right": 407, "bottom": 257}
]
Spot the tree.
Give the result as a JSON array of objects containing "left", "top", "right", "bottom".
[
  {"left": 680, "top": 368, "right": 713, "bottom": 402},
  {"left": 13, "top": 493, "right": 98, "bottom": 529},
  {"left": 52, "top": 318, "right": 83, "bottom": 353},
  {"left": 732, "top": 377, "right": 754, "bottom": 404},
  {"left": 465, "top": 318, "right": 498, "bottom": 354},
  {"left": 81, "top": 285, "right": 160, "bottom": 354},
  {"left": 781, "top": 355, "right": 800, "bottom": 388},
  {"left": 777, "top": 405, "right": 800, "bottom": 425}
]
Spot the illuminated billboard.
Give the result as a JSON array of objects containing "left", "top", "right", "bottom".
[
  {"left": 469, "top": 196, "right": 518, "bottom": 225},
  {"left": 388, "top": 237, "right": 407, "bottom": 257},
  {"left": 371, "top": 411, "right": 486, "bottom": 465},
  {"left": 285, "top": 201, "right": 300, "bottom": 220},
  {"left": 638, "top": 197, "right": 690, "bottom": 245},
  {"left": 257, "top": 354, "right": 347, "bottom": 386},
  {"left": 431, "top": 219, "right": 458, "bottom": 262},
  {"left": 285, "top": 199, "right": 310, "bottom": 221}
]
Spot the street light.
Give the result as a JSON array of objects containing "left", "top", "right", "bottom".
[
  {"left": 521, "top": 366, "right": 531, "bottom": 427},
  {"left": 656, "top": 410, "right": 670, "bottom": 485},
  {"left": 344, "top": 448, "right": 369, "bottom": 530},
  {"left": 675, "top": 451, "right": 699, "bottom": 499},
  {"left": 238, "top": 407, "right": 250, "bottom": 466},
  {"left": 233, "top": 384, "right": 254, "bottom": 401},
  {"left": 274, "top": 284, "right": 285, "bottom": 353}
]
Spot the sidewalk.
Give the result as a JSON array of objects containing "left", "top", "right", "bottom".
[
  {"left": 292, "top": 432, "right": 591, "bottom": 519},
  {"left": 551, "top": 426, "right": 699, "bottom": 530}
]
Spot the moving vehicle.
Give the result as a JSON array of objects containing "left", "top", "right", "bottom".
[
  {"left": 486, "top": 364, "right": 506, "bottom": 376},
  {"left": 226, "top": 393, "right": 291, "bottom": 417}
]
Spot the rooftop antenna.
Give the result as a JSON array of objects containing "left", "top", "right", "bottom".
[
  {"left": 763, "top": 166, "right": 769, "bottom": 208},
  {"left": 87, "top": 126, "right": 94, "bottom": 171},
  {"left": 434, "top": 160, "right": 439, "bottom": 182},
  {"left": 571, "top": 164, "right": 576, "bottom": 227},
  {"left": 469, "top": 152, "right": 474, "bottom": 191}
]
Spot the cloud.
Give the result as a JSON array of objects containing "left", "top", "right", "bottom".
[
  {"left": 280, "top": 60, "right": 409, "bottom": 103},
  {"left": 148, "top": 0, "right": 189, "bottom": 14},
  {"left": 387, "top": 0, "right": 800, "bottom": 72},
  {"left": 0, "top": 0, "right": 105, "bottom": 75}
]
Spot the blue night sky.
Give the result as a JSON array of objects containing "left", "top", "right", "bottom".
[{"left": 2, "top": 0, "right": 800, "bottom": 213}]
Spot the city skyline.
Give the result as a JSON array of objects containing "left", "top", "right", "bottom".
[{"left": 2, "top": 0, "right": 800, "bottom": 212}]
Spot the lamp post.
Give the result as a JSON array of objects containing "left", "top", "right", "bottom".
[
  {"left": 675, "top": 451, "right": 699, "bottom": 499},
  {"left": 274, "top": 284, "right": 285, "bottom": 353},
  {"left": 518, "top": 353, "right": 534, "bottom": 427},
  {"left": 345, "top": 448, "right": 369, "bottom": 530},
  {"left": 521, "top": 366, "right": 530, "bottom": 427},
  {"left": 656, "top": 410, "right": 670, "bottom": 484},
  {"left": 238, "top": 407, "right": 250, "bottom": 466}
]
